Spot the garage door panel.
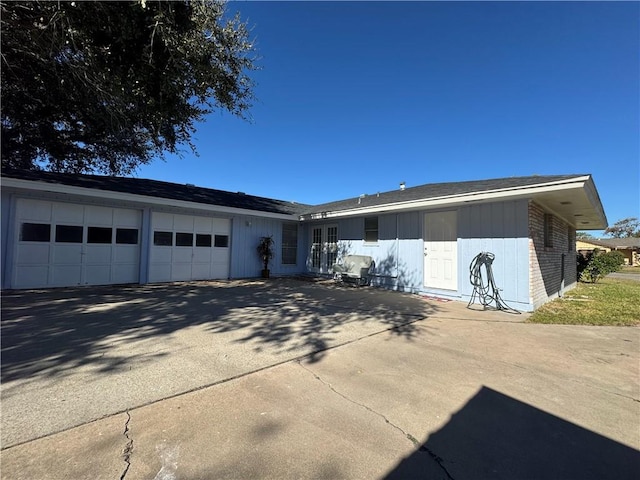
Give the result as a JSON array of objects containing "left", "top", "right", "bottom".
[
  {"left": 114, "top": 208, "right": 141, "bottom": 227},
  {"left": 53, "top": 203, "right": 84, "bottom": 223},
  {"left": 153, "top": 212, "right": 174, "bottom": 229},
  {"left": 17, "top": 199, "right": 52, "bottom": 222},
  {"left": 52, "top": 265, "right": 82, "bottom": 285},
  {"left": 149, "top": 264, "right": 171, "bottom": 282},
  {"left": 193, "top": 248, "right": 211, "bottom": 263},
  {"left": 150, "top": 247, "right": 169, "bottom": 262},
  {"left": 16, "top": 244, "right": 50, "bottom": 264},
  {"left": 86, "top": 245, "right": 112, "bottom": 264},
  {"left": 16, "top": 266, "right": 49, "bottom": 288},
  {"left": 173, "top": 214, "right": 194, "bottom": 231},
  {"left": 211, "top": 263, "right": 228, "bottom": 278},
  {"left": 191, "top": 264, "right": 210, "bottom": 280},
  {"left": 194, "top": 216, "right": 212, "bottom": 231},
  {"left": 114, "top": 246, "right": 139, "bottom": 263},
  {"left": 85, "top": 206, "right": 114, "bottom": 226},
  {"left": 212, "top": 218, "right": 230, "bottom": 233},
  {"left": 85, "top": 265, "right": 111, "bottom": 285},
  {"left": 171, "top": 263, "right": 192, "bottom": 281},
  {"left": 53, "top": 245, "right": 83, "bottom": 264},
  {"left": 212, "top": 249, "right": 229, "bottom": 262},
  {"left": 113, "top": 264, "right": 139, "bottom": 284},
  {"left": 172, "top": 249, "right": 192, "bottom": 263}
]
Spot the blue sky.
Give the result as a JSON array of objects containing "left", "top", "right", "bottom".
[{"left": 137, "top": 1, "right": 639, "bottom": 235}]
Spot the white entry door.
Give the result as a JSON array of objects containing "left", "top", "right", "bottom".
[
  {"left": 424, "top": 211, "right": 458, "bottom": 290},
  {"left": 309, "top": 224, "right": 338, "bottom": 274}
]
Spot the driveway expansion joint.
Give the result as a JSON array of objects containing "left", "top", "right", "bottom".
[
  {"left": 119, "top": 411, "right": 133, "bottom": 480},
  {"left": 296, "top": 361, "right": 455, "bottom": 480}
]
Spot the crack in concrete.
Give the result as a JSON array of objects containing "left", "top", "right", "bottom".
[
  {"left": 570, "top": 381, "right": 640, "bottom": 403},
  {"left": 119, "top": 411, "right": 133, "bottom": 480},
  {"left": 405, "top": 433, "right": 455, "bottom": 480},
  {"left": 297, "top": 361, "right": 455, "bottom": 480}
]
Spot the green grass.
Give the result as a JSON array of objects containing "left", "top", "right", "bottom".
[{"left": 528, "top": 277, "right": 640, "bottom": 326}]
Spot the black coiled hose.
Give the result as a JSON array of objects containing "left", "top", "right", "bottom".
[{"left": 467, "top": 252, "right": 520, "bottom": 314}]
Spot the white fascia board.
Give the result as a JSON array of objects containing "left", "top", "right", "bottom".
[
  {"left": 583, "top": 176, "right": 608, "bottom": 228},
  {"left": 302, "top": 176, "right": 592, "bottom": 220},
  {"left": 2, "top": 178, "right": 299, "bottom": 221}
]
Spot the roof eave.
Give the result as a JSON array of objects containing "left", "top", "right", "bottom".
[
  {"left": 531, "top": 176, "right": 607, "bottom": 230},
  {"left": 300, "top": 176, "right": 605, "bottom": 225},
  {"left": 2, "top": 177, "right": 300, "bottom": 220}
]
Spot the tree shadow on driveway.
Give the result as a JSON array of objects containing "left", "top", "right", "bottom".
[{"left": 1, "top": 278, "right": 438, "bottom": 384}]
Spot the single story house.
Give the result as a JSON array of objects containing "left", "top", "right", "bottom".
[
  {"left": 577, "top": 238, "right": 640, "bottom": 266},
  {"left": 1, "top": 169, "right": 607, "bottom": 311}
]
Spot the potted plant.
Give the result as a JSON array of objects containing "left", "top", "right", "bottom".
[{"left": 257, "top": 236, "right": 274, "bottom": 278}]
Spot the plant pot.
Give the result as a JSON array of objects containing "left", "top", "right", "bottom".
[{"left": 261, "top": 269, "right": 270, "bottom": 279}]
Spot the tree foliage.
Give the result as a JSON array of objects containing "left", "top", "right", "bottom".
[
  {"left": 604, "top": 217, "right": 640, "bottom": 238},
  {"left": 1, "top": 0, "right": 257, "bottom": 175},
  {"left": 576, "top": 231, "right": 595, "bottom": 240}
]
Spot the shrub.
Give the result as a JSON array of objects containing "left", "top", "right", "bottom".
[
  {"left": 580, "top": 250, "right": 625, "bottom": 283},
  {"left": 577, "top": 251, "right": 592, "bottom": 278}
]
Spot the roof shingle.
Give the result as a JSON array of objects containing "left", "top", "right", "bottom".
[
  {"left": 2, "top": 169, "right": 310, "bottom": 216},
  {"left": 304, "top": 174, "right": 588, "bottom": 214},
  {"left": 2, "top": 170, "right": 593, "bottom": 218}
]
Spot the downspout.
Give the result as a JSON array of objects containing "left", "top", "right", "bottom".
[
  {"left": 2, "top": 193, "right": 17, "bottom": 289},
  {"left": 560, "top": 252, "right": 566, "bottom": 297},
  {"left": 396, "top": 214, "right": 400, "bottom": 278}
]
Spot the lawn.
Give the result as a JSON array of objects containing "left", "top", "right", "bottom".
[{"left": 528, "top": 276, "right": 640, "bottom": 326}]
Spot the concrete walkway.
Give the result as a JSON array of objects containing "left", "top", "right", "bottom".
[
  {"left": 608, "top": 272, "right": 640, "bottom": 282},
  {"left": 1, "top": 279, "right": 638, "bottom": 479}
]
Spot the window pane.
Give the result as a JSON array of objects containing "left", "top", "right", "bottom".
[
  {"left": 55, "top": 225, "right": 83, "bottom": 243},
  {"left": 282, "top": 223, "right": 298, "bottom": 265},
  {"left": 312, "top": 228, "right": 322, "bottom": 268},
  {"left": 154, "top": 231, "right": 173, "bottom": 246},
  {"left": 88, "top": 227, "right": 112, "bottom": 244},
  {"left": 196, "top": 234, "right": 212, "bottom": 247},
  {"left": 544, "top": 214, "right": 553, "bottom": 248},
  {"left": 364, "top": 217, "right": 378, "bottom": 242},
  {"left": 282, "top": 248, "right": 297, "bottom": 265},
  {"left": 116, "top": 228, "right": 139, "bottom": 245},
  {"left": 365, "top": 217, "right": 378, "bottom": 230},
  {"left": 214, "top": 235, "right": 229, "bottom": 248},
  {"left": 21, "top": 223, "right": 51, "bottom": 242},
  {"left": 176, "top": 232, "right": 193, "bottom": 247}
]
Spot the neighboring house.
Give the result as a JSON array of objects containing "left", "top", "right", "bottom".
[
  {"left": 577, "top": 238, "right": 640, "bottom": 266},
  {"left": 1, "top": 170, "right": 607, "bottom": 311}
]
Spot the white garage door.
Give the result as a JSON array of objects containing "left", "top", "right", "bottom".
[
  {"left": 149, "top": 212, "right": 230, "bottom": 282},
  {"left": 13, "top": 199, "right": 142, "bottom": 288}
]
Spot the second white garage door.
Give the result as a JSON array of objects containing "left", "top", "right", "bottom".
[{"left": 149, "top": 212, "right": 230, "bottom": 282}]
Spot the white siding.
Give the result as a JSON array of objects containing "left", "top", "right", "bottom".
[
  {"left": 458, "top": 200, "right": 530, "bottom": 309},
  {"left": 230, "top": 216, "right": 305, "bottom": 278}
]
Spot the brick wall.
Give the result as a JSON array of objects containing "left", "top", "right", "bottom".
[{"left": 529, "top": 201, "right": 577, "bottom": 309}]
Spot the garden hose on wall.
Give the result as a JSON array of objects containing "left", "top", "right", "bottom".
[{"left": 467, "top": 252, "right": 520, "bottom": 314}]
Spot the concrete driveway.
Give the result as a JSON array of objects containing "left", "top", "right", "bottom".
[
  {"left": 1, "top": 278, "right": 445, "bottom": 448},
  {"left": 1, "top": 279, "right": 639, "bottom": 479}
]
